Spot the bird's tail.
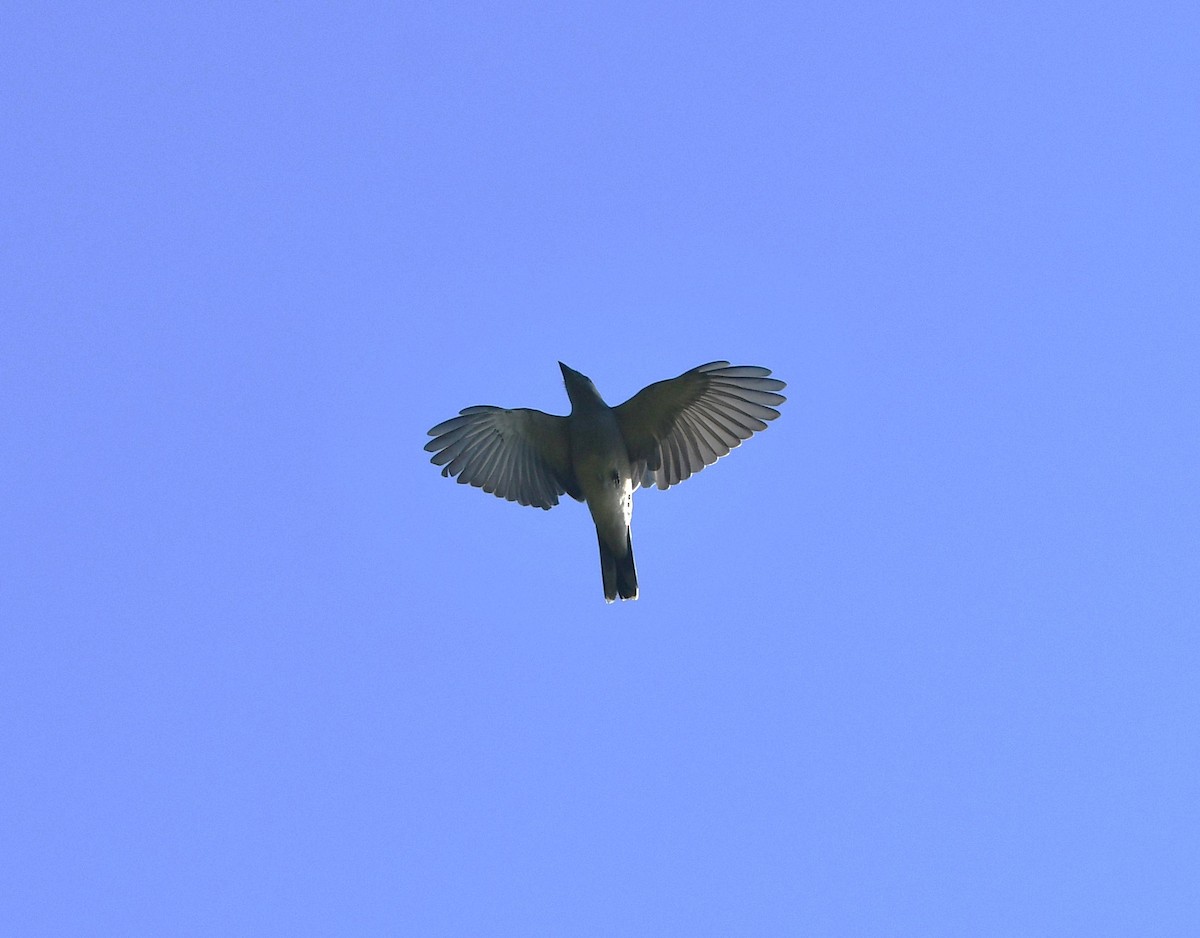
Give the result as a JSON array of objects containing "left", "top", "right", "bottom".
[{"left": 599, "top": 529, "right": 638, "bottom": 603}]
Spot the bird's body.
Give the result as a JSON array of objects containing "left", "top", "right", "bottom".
[
  {"left": 561, "top": 365, "right": 639, "bottom": 600},
  {"left": 425, "top": 361, "right": 785, "bottom": 602}
]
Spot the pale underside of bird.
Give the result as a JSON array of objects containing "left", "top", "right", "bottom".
[{"left": 425, "top": 361, "right": 786, "bottom": 603}]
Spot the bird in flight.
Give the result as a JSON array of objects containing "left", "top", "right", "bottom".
[{"left": 425, "top": 361, "right": 786, "bottom": 603}]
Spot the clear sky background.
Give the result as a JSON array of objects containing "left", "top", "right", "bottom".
[{"left": 4, "top": 2, "right": 1198, "bottom": 934}]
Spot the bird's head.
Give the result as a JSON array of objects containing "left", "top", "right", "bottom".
[{"left": 559, "top": 362, "right": 603, "bottom": 411}]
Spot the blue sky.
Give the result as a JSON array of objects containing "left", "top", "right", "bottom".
[{"left": 4, "top": 2, "right": 1198, "bottom": 934}]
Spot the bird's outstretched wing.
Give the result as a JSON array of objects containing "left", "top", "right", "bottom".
[
  {"left": 614, "top": 362, "right": 786, "bottom": 490},
  {"left": 425, "top": 407, "right": 580, "bottom": 509}
]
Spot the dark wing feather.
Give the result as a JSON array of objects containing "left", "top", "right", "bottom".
[
  {"left": 614, "top": 362, "right": 786, "bottom": 490},
  {"left": 425, "top": 406, "right": 579, "bottom": 509}
]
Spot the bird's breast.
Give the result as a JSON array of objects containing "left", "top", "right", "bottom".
[{"left": 568, "top": 410, "right": 635, "bottom": 537}]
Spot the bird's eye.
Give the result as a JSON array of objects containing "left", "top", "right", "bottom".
[{"left": 610, "top": 470, "right": 620, "bottom": 486}]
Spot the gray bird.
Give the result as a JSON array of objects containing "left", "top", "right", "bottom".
[{"left": 425, "top": 361, "right": 786, "bottom": 602}]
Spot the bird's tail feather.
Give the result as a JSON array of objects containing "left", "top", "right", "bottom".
[{"left": 599, "top": 530, "right": 638, "bottom": 603}]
